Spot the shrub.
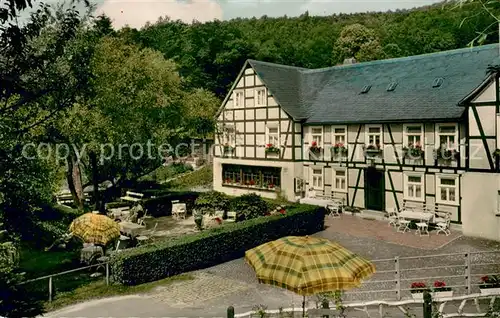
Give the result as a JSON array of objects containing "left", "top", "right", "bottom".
[
  {"left": 142, "top": 191, "right": 200, "bottom": 217},
  {"left": 229, "top": 193, "right": 268, "bottom": 221},
  {"left": 193, "top": 191, "right": 230, "bottom": 216},
  {"left": 111, "top": 204, "right": 325, "bottom": 285},
  {"left": 167, "top": 166, "right": 213, "bottom": 190}
]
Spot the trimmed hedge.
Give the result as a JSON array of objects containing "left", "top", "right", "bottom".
[
  {"left": 110, "top": 204, "right": 325, "bottom": 285},
  {"left": 142, "top": 191, "right": 200, "bottom": 217}
]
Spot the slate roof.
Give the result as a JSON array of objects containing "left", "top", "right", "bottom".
[{"left": 247, "top": 44, "right": 500, "bottom": 124}]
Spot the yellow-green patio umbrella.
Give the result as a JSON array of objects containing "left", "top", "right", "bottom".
[
  {"left": 69, "top": 213, "right": 120, "bottom": 246},
  {"left": 245, "top": 236, "right": 375, "bottom": 316}
]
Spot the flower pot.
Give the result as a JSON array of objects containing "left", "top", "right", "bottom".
[
  {"left": 411, "top": 292, "right": 424, "bottom": 300},
  {"left": 480, "top": 287, "right": 500, "bottom": 296},
  {"left": 432, "top": 291, "right": 453, "bottom": 299}
]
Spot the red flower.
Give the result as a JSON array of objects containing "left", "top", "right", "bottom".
[
  {"left": 279, "top": 209, "right": 286, "bottom": 215},
  {"left": 269, "top": 184, "right": 274, "bottom": 188},
  {"left": 214, "top": 217, "right": 222, "bottom": 224},
  {"left": 411, "top": 282, "right": 427, "bottom": 289},
  {"left": 266, "top": 143, "right": 272, "bottom": 148},
  {"left": 434, "top": 281, "right": 446, "bottom": 288},
  {"left": 311, "top": 141, "right": 317, "bottom": 147},
  {"left": 481, "top": 276, "right": 490, "bottom": 282}
]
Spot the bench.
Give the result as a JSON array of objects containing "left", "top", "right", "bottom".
[
  {"left": 226, "top": 211, "right": 237, "bottom": 222},
  {"left": 120, "top": 191, "right": 144, "bottom": 202}
]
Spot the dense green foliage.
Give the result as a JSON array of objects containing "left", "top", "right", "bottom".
[
  {"left": 141, "top": 163, "right": 194, "bottom": 183},
  {"left": 110, "top": 204, "right": 325, "bottom": 285},
  {"left": 229, "top": 193, "right": 269, "bottom": 220},
  {"left": 193, "top": 190, "right": 231, "bottom": 215},
  {"left": 131, "top": 2, "right": 500, "bottom": 100},
  {"left": 142, "top": 191, "right": 200, "bottom": 217},
  {"left": 166, "top": 166, "right": 213, "bottom": 190}
]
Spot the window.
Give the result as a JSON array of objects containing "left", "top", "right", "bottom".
[
  {"left": 365, "top": 125, "right": 382, "bottom": 146},
  {"left": 222, "top": 164, "right": 281, "bottom": 189},
  {"left": 223, "top": 125, "right": 236, "bottom": 146},
  {"left": 403, "top": 173, "right": 424, "bottom": 202},
  {"left": 332, "top": 126, "right": 347, "bottom": 145},
  {"left": 233, "top": 91, "right": 244, "bottom": 108},
  {"left": 403, "top": 124, "right": 423, "bottom": 147},
  {"left": 436, "top": 174, "right": 459, "bottom": 205},
  {"left": 311, "top": 168, "right": 323, "bottom": 190},
  {"left": 266, "top": 125, "right": 280, "bottom": 146},
  {"left": 255, "top": 88, "right": 266, "bottom": 106},
  {"left": 436, "top": 124, "right": 458, "bottom": 150},
  {"left": 332, "top": 169, "right": 347, "bottom": 192},
  {"left": 311, "top": 127, "right": 323, "bottom": 147}
]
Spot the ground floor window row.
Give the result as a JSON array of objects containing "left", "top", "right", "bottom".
[
  {"left": 304, "top": 167, "right": 459, "bottom": 206},
  {"left": 222, "top": 164, "right": 281, "bottom": 190}
]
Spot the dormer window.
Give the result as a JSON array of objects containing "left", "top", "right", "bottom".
[
  {"left": 387, "top": 82, "right": 398, "bottom": 92},
  {"left": 432, "top": 78, "right": 444, "bottom": 88},
  {"left": 361, "top": 85, "right": 371, "bottom": 94}
]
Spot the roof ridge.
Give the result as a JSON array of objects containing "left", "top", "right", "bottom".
[
  {"left": 247, "top": 59, "right": 310, "bottom": 71},
  {"left": 302, "top": 44, "right": 500, "bottom": 73}
]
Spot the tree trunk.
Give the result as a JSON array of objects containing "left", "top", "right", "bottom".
[
  {"left": 89, "top": 152, "right": 101, "bottom": 212},
  {"left": 66, "top": 155, "right": 84, "bottom": 210}
]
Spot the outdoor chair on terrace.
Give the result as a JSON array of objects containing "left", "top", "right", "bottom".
[
  {"left": 435, "top": 212, "right": 451, "bottom": 236},
  {"left": 326, "top": 203, "right": 341, "bottom": 218},
  {"left": 386, "top": 207, "right": 398, "bottom": 227},
  {"left": 226, "top": 211, "right": 237, "bottom": 222},
  {"left": 415, "top": 215, "right": 431, "bottom": 237},
  {"left": 136, "top": 222, "right": 158, "bottom": 246},
  {"left": 397, "top": 214, "right": 411, "bottom": 233}
]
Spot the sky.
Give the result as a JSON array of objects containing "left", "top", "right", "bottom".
[{"left": 33, "top": 0, "right": 444, "bottom": 29}]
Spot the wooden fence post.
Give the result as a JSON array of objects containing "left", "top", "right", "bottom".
[
  {"left": 227, "top": 306, "right": 234, "bottom": 318},
  {"left": 423, "top": 291, "right": 432, "bottom": 318}
]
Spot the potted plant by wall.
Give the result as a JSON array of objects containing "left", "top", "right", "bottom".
[
  {"left": 410, "top": 282, "right": 430, "bottom": 300},
  {"left": 363, "top": 143, "right": 382, "bottom": 158},
  {"left": 479, "top": 275, "right": 500, "bottom": 295},
  {"left": 403, "top": 142, "right": 424, "bottom": 160},
  {"left": 265, "top": 143, "right": 280, "bottom": 155},
  {"left": 435, "top": 146, "right": 459, "bottom": 162},
  {"left": 331, "top": 143, "right": 347, "bottom": 158},
  {"left": 431, "top": 280, "right": 453, "bottom": 299}
]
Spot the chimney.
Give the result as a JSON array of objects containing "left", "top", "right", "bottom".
[{"left": 343, "top": 57, "right": 357, "bottom": 65}]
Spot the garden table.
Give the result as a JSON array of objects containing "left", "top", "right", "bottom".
[
  {"left": 399, "top": 210, "right": 433, "bottom": 221},
  {"left": 119, "top": 222, "right": 145, "bottom": 238}
]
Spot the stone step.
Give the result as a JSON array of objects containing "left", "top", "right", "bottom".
[{"left": 360, "top": 209, "right": 387, "bottom": 221}]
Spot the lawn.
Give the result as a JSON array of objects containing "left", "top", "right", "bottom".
[
  {"left": 18, "top": 246, "right": 194, "bottom": 312},
  {"left": 45, "top": 274, "right": 193, "bottom": 312}
]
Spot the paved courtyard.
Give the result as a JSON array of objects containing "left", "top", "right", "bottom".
[{"left": 45, "top": 214, "right": 500, "bottom": 318}]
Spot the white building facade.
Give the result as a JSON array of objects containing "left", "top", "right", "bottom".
[{"left": 213, "top": 44, "right": 500, "bottom": 241}]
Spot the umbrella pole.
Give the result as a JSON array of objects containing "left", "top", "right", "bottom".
[{"left": 302, "top": 295, "right": 305, "bottom": 317}]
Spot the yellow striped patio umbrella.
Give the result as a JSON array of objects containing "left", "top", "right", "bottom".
[
  {"left": 245, "top": 236, "right": 375, "bottom": 315},
  {"left": 69, "top": 213, "right": 120, "bottom": 246}
]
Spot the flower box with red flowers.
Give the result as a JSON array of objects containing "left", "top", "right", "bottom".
[
  {"left": 331, "top": 143, "right": 347, "bottom": 156},
  {"left": 403, "top": 143, "right": 424, "bottom": 160},
  {"left": 479, "top": 275, "right": 500, "bottom": 295},
  {"left": 431, "top": 281, "right": 453, "bottom": 299},
  {"left": 363, "top": 143, "right": 382, "bottom": 158},
  {"left": 309, "top": 141, "right": 322, "bottom": 154},
  {"left": 410, "top": 282, "right": 430, "bottom": 294},
  {"left": 435, "top": 146, "right": 459, "bottom": 162},
  {"left": 265, "top": 143, "right": 280, "bottom": 154}
]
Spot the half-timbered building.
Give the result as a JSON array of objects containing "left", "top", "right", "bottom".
[{"left": 213, "top": 43, "right": 500, "bottom": 241}]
